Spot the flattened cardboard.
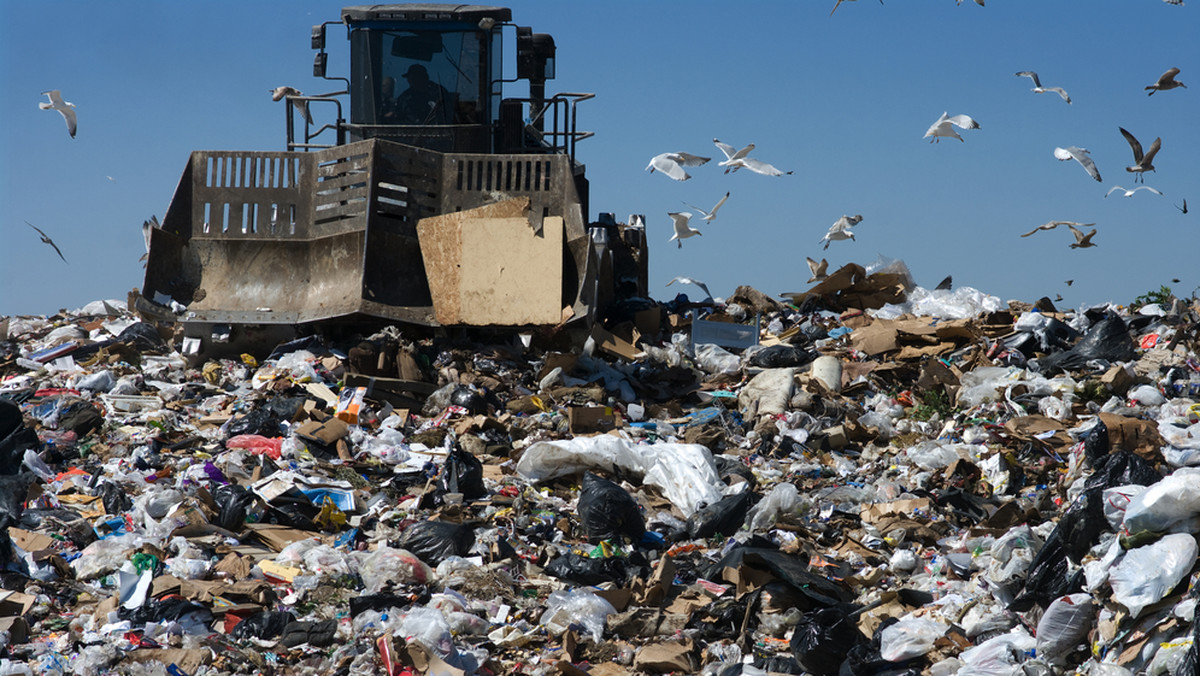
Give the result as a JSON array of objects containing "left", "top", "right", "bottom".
[
  {"left": 418, "top": 197, "right": 565, "bottom": 326},
  {"left": 633, "top": 638, "right": 697, "bottom": 673},
  {"left": 568, "top": 405, "right": 615, "bottom": 434},
  {"left": 590, "top": 323, "right": 643, "bottom": 361}
]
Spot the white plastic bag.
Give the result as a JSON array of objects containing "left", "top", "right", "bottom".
[
  {"left": 539, "top": 589, "right": 617, "bottom": 642},
  {"left": 1035, "top": 593, "right": 1094, "bottom": 664},
  {"left": 879, "top": 616, "right": 947, "bottom": 662},
  {"left": 1122, "top": 470, "right": 1200, "bottom": 535},
  {"left": 1108, "top": 533, "right": 1198, "bottom": 618}
]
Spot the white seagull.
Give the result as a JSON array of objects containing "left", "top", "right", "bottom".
[
  {"left": 1053, "top": 146, "right": 1102, "bottom": 182},
  {"left": 1119, "top": 127, "right": 1160, "bottom": 183},
  {"left": 1105, "top": 185, "right": 1162, "bottom": 198},
  {"left": 668, "top": 212, "right": 702, "bottom": 248},
  {"left": 270, "top": 86, "right": 313, "bottom": 125},
  {"left": 924, "top": 112, "right": 980, "bottom": 143},
  {"left": 819, "top": 214, "right": 863, "bottom": 250},
  {"left": 1020, "top": 220, "right": 1095, "bottom": 238},
  {"left": 806, "top": 257, "right": 829, "bottom": 283},
  {"left": 1146, "top": 67, "right": 1186, "bottom": 95},
  {"left": 1015, "top": 71, "right": 1071, "bottom": 104},
  {"left": 683, "top": 192, "right": 731, "bottom": 222},
  {"left": 646, "top": 152, "right": 711, "bottom": 182},
  {"left": 667, "top": 276, "right": 713, "bottom": 301},
  {"left": 39, "top": 90, "right": 77, "bottom": 138},
  {"left": 713, "top": 139, "right": 792, "bottom": 176}
]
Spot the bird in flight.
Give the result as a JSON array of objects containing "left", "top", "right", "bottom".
[
  {"left": 806, "top": 257, "right": 829, "bottom": 284},
  {"left": 1015, "top": 71, "right": 1071, "bottom": 104},
  {"left": 667, "top": 276, "right": 713, "bottom": 301},
  {"left": 819, "top": 214, "right": 863, "bottom": 250},
  {"left": 1105, "top": 185, "right": 1162, "bottom": 198},
  {"left": 668, "top": 212, "right": 702, "bottom": 248},
  {"left": 1175, "top": 199, "right": 1188, "bottom": 214},
  {"left": 25, "top": 221, "right": 68, "bottom": 263},
  {"left": 1054, "top": 146, "right": 1102, "bottom": 182},
  {"left": 1118, "top": 128, "right": 1161, "bottom": 183},
  {"left": 1020, "top": 220, "right": 1095, "bottom": 238},
  {"left": 830, "top": 0, "right": 883, "bottom": 16},
  {"left": 1145, "top": 67, "right": 1186, "bottom": 95},
  {"left": 713, "top": 139, "right": 791, "bottom": 176},
  {"left": 39, "top": 90, "right": 77, "bottom": 138},
  {"left": 683, "top": 192, "right": 730, "bottom": 223},
  {"left": 647, "top": 152, "right": 710, "bottom": 182},
  {"left": 1068, "top": 223, "right": 1098, "bottom": 249},
  {"left": 924, "top": 112, "right": 980, "bottom": 143},
  {"left": 270, "top": 86, "right": 313, "bottom": 125}
]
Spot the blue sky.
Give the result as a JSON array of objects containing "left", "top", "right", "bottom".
[{"left": 2, "top": 1, "right": 1196, "bottom": 318}]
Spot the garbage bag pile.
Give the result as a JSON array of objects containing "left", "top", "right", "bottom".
[{"left": 1, "top": 273, "right": 1200, "bottom": 676}]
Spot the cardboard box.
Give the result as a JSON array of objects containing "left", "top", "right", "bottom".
[{"left": 568, "top": 406, "right": 615, "bottom": 434}]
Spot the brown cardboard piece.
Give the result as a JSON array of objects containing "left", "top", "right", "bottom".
[
  {"left": 1098, "top": 413, "right": 1166, "bottom": 462},
  {"left": 123, "top": 648, "right": 213, "bottom": 674},
  {"left": 245, "top": 523, "right": 320, "bottom": 552},
  {"left": 417, "top": 197, "right": 565, "bottom": 326},
  {"left": 295, "top": 416, "right": 350, "bottom": 445},
  {"left": 633, "top": 638, "right": 697, "bottom": 673},
  {"left": 7, "top": 527, "right": 57, "bottom": 554},
  {"left": 567, "top": 405, "right": 616, "bottom": 434},
  {"left": 590, "top": 323, "right": 643, "bottom": 361}
]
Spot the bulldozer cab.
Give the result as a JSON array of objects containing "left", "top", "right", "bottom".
[{"left": 138, "top": 4, "right": 648, "bottom": 360}]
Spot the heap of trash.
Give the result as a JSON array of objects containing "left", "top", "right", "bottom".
[{"left": 2, "top": 259, "right": 1199, "bottom": 676}]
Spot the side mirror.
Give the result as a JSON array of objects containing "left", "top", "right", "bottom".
[
  {"left": 313, "top": 52, "right": 328, "bottom": 78},
  {"left": 311, "top": 24, "right": 326, "bottom": 51}
]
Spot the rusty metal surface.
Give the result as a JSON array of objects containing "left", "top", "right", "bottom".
[{"left": 142, "top": 138, "right": 594, "bottom": 327}]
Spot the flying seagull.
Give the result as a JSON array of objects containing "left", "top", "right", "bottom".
[
  {"left": 1105, "top": 185, "right": 1162, "bottom": 198},
  {"left": 647, "top": 152, "right": 711, "bottom": 182},
  {"left": 819, "top": 214, "right": 863, "bottom": 250},
  {"left": 684, "top": 192, "right": 731, "bottom": 222},
  {"left": 1119, "top": 127, "right": 1160, "bottom": 183},
  {"left": 830, "top": 0, "right": 884, "bottom": 16},
  {"left": 270, "top": 86, "right": 313, "bottom": 125},
  {"left": 1146, "top": 67, "right": 1186, "bottom": 95},
  {"left": 957, "top": 0, "right": 985, "bottom": 5},
  {"left": 667, "top": 276, "right": 713, "bottom": 300},
  {"left": 713, "top": 139, "right": 792, "bottom": 176},
  {"left": 39, "top": 90, "right": 77, "bottom": 138},
  {"left": 1053, "top": 146, "right": 1102, "bottom": 182},
  {"left": 1175, "top": 199, "right": 1188, "bottom": 214},
  {"left": 1020, "top": 220, "right": 1095, "bottom": 238},
  {"left": 668, "top": 212, "right": 702, "bottom": 248},
  {"left": 806, "top": 257, "right": 829, "bottom": 283},
  {"left": 924, "top": 112, "right": 980, "bottom": 143},
  {"left": 1068, "top": 223, "right": 1098, "bottom": 249},
  {"left": 25, "top": 221, "right": 68, "bottom": 263},
  {"left": 1015, "top": 71, "right": 1071, "bottom": 104}
]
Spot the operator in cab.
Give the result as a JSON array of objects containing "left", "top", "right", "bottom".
[{"left": 394, "top": 64, "right": 451, "bottom": 124}]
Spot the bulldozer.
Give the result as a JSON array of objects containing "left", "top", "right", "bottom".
[{"left": 137, "top": 4, "right": 648, "bottom": 358}]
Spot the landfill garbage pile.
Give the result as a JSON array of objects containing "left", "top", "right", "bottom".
[{"left": 1, "top": 263, "right": 1200, "bottom": 676}]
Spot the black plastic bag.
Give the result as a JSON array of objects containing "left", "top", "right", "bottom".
[
  {"left": 749, "top": 345, "right": 815, "bottom": 369},
  {"left": 0, "top": 400, "right": 39, "bottom": 475},
  {"left": 577, "top": 472, "right": 645, "bottom": 543},
  {"left": 544, "top": 551, "right": 630, "bottom": 586},
  {"left": 712, "top": 455, "right": 757, "bottom": 488},
  {"left": 440, "top": 446, "right": 486, "bottom": 500},
  {"left": 213, "top": 484, "right": 259, "bottom": 532},
  {"left": 396, "top": 520, "right": 475, "bottom": 567},
  {"left": 99, "top": 480, "right": 132, "bottom": 515},
  {"left": 56, "top": 399, "right": 103, "bottom": 437},
  {"left": 231, "top": 610, "right": 295, "bottom": 640},
  {"left": 790, "top": 606, "right": 866, "bottom": 676},
  {"left": 349, "top": 593, "right": 417, "bottom": 617},
  {"left": 117, "top": 322, "right": 168, "bottom": 353},
  {"left": 450, "top": 385, "right": 487, "bottom": 415},
  {"left": 703, "top": 548, "right": 853, "bottom": 608},
  {"left": 280, "top": 619, "right": 339, "bottom": 647},
  {"left": 1035, "top": 313, "right": 1135, "bottom": 374},
  {"left": 119, "top": 598, "right": 213, "bottom": 624},
  {"left": 227, "top": 407, "right": 284, "bottom": 438},
  {"left": 19, "top": 507, "right": 96, "bottom": 549},
  {"left": 686, "top": 491, "right": 752, "bottom": 539},
  {"left": 1081, "top": 419, "right": 1110, "bottom": 465}
]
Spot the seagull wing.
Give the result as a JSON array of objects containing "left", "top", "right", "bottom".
[
  {"left": 1134, "top": 186, "right": 1163, "bottom": 196},
  {"left": 650, "top": 154, "right": 689, "bottom": 181},
  {"left": 1020, "top": 222, "right": 1058, "bottom": 237},
  {"left": 292, "top": 99, "right": 314, "bottom": 125},
  {"left": 730, "top": 144, "right": 755, "bottom": 162},
  {"left": 707, "top": 192, "right": 730, "bottom": 219},
  {"left": 1044, "top": 87, "right": 1071, "bottom": 103},
  {"left": 1119, "top": 127, "right": 1144, "bottom": 163},
  {"left": 1141, "top": 137, "right": 1162, "bottom": 165},
  {"left": 713, "top": 139, "right": 738, "bottom": 161},
  {"left": 738, "top": 158, "right": 787, "bottom": 176},
  {"left": 1067, "top": 224, "right": 1086, "bottom": 241},
  {"left": 1159, "top": 67, "right": 1182, "bottom": 86},
  {"left": 671, "top": 152, "right": 711, "bottom": 167},
  {"left": 947, "top": 114, "right": 980, "bottom": 130},
  {"left": 924, "top": 112, "right": 951, "bottom": 137},
  {"left": 1105, "top": 186, "right": 1126, "bottom": 198},
  {"left": 1016, "top": 71, "right": 1042, "bottom": 87},
  {"left": 1055, "top": 146, "right": 1102, "bottom": 182},
  {"left": 59, "top": 106, "right": 78, "bottom": 138}
]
